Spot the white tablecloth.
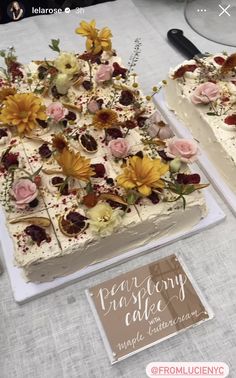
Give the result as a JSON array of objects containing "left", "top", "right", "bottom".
[{"left": 1, "top": 1, "right": 236, "bottom": 377}]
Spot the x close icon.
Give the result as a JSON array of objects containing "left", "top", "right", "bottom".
[{"left": 219, "top": 4, "right": 231, "bottom": 16}]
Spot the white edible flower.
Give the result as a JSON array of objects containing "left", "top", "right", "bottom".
[
  {"left": 87, "top": 202, "right": 124, "bottom": 237},
  {"left": 55, "top": 73, "right": 72, "bottom": 95},
  {"left": 101, "top": 50, "right": 114, "bottom": 62},
  {"left": 226, "top": 82, "right": 236, "bottom": 96},
  {"left": 54, "top": 52, "right": 81, "bottom": 76}
]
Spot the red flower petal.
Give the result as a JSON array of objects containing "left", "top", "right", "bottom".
[
  {"left": 173, "top": 64, "right": 197, "bottom": 79},
  {"left": 214, "top": 56, "right": 225, "bottom": 65},
  {"left": 91, "top": 163, "right": 106, "bottom": 178},
  {"left": 224, "top": 114, "right": 236, "bottom": 125},
  {"left": 221, "top": 96, "right": 230, "bottom": 102},
  {"left": 177, "top": 173, "right": 201, "bottom": 185},
  {"left": 112, "top": 62, "right": 127, "bottom": 78}
]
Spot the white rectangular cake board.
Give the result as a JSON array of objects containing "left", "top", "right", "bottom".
[
  {"left": 0, "top": 188, "right": 225, "bottom": 304},
  {"left": 154, "top": 89, "right": 236, "bottom": 216}
]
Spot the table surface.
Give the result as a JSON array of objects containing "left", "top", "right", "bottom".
[{"left": 1, "top": 1, "right": 236, "bottom": 377}]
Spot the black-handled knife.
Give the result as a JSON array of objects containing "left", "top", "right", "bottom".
[{"left": 167, "top": 29, "right": 208, "bottom": 59}]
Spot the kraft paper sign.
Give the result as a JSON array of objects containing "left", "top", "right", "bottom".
[{"left": 86, "top": 254, "right": 213, "bottom": 363}]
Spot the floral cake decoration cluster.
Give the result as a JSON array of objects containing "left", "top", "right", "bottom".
[
  {"left": 172, "top": 53, "right": 236, "bottom": 124},
  {"left": 0, "top": 20, "right": 208, "bottom": 246}
]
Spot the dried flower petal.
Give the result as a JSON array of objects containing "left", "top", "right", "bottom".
[
  {"left": 221, "top": 53, "right": 236, "bottom": 73},
  {"left": 25, "top": 224, "right": 51, "bottom": 246},
  {"left": 97, "top": 192, "right": 128, "bottom": 206},
  {"left": 10, "top": 216, "right": 51, "bottom": 227},
  {"left": 112, "top": 62, "right": 127, "bottom": 78},
  {"left": 82, "top": 193, "right": 98, "bottom": 208},
  {"left": 38, "top": 143, "right": 52, "bottom": 159}
]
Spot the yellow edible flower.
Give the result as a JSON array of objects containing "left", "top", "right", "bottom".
[
  {"left": 75, "top": 19, "right": 97, "bottom": 39},
  {"left": 117, "top": 155, "right": 169, "bottom": 196},
  {"left": 0, "top": 87, "right": 16, "bottom": 104},
  {"left": 76, "top": 19, "right": 112, "bottom": 55},
  {"left": 93, "top": 109, "right": 118, "bottom": 129},
  {"left": 0, "top": 93, "right": 46, "bottom": 135},
  {"left": 55, "top": 148, "right": 94, "bottom": 181},
  {"left": 52, "top": 133, "right": 68, "bottom": 152},
  {"left": 96, "top": 27, "right": 112, "bottom": 52}
]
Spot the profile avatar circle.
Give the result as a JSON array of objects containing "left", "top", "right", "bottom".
[{"left": 7, "top": 1, "right": 25, "bottom": 21}]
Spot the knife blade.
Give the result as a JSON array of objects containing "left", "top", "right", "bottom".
[
  {"left": 0, "top": 258, "right": 3, "bottom": 275},
  {"left": 167, "top": 29, "right": 210, "bottom": 59}
]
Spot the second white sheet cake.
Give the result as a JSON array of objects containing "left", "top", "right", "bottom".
[{"left": 159, "top": 53, "right": 236, "bottom": 214}]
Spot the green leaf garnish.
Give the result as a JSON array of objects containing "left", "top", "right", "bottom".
[{"left": 49, "top": 39, "right": 61, "bottom": 53}]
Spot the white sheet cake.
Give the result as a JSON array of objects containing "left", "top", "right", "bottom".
[{"left": 0, "top": 20, "right": 207, "bottom": 282}]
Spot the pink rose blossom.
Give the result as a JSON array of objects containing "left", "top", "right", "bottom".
[
  {"left": 87, "top": 99, "right": 100, "bottom": 114},
  {"left": 11, "top": 178, "right": 38, "bottom": 209},
  {"left": 108, "top": 138, "right": 130, "bottom": 158},
  {"left": 46, "top": 102, "right": 68, "bottom": 122},
  {"left": 191, "top": 82, "right": 220, "bottom": 104},
  {"left": 165, "top": 138, "right": 198, "bottom": 163},
  {"left": 95, "top": 64, "right": 114, "bottom": 84}
]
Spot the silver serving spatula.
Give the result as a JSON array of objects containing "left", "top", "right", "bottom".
[{"left": 167, "top": 29, "right": 210, "bottom": 59}]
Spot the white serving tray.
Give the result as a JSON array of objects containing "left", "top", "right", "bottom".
[
  {"left": 154, "top": 89, "right": 236, "bottom": 216},
  {"left": 0, "top": 186, "right": 225, "bottom": 304}
]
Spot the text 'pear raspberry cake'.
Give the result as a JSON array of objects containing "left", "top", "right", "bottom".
[
  {"left": 0, "top": 20, "right": 207, "bottom": 282},
  {"left": 165, "top": 53, "right": 236, "bottom": 192}
]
